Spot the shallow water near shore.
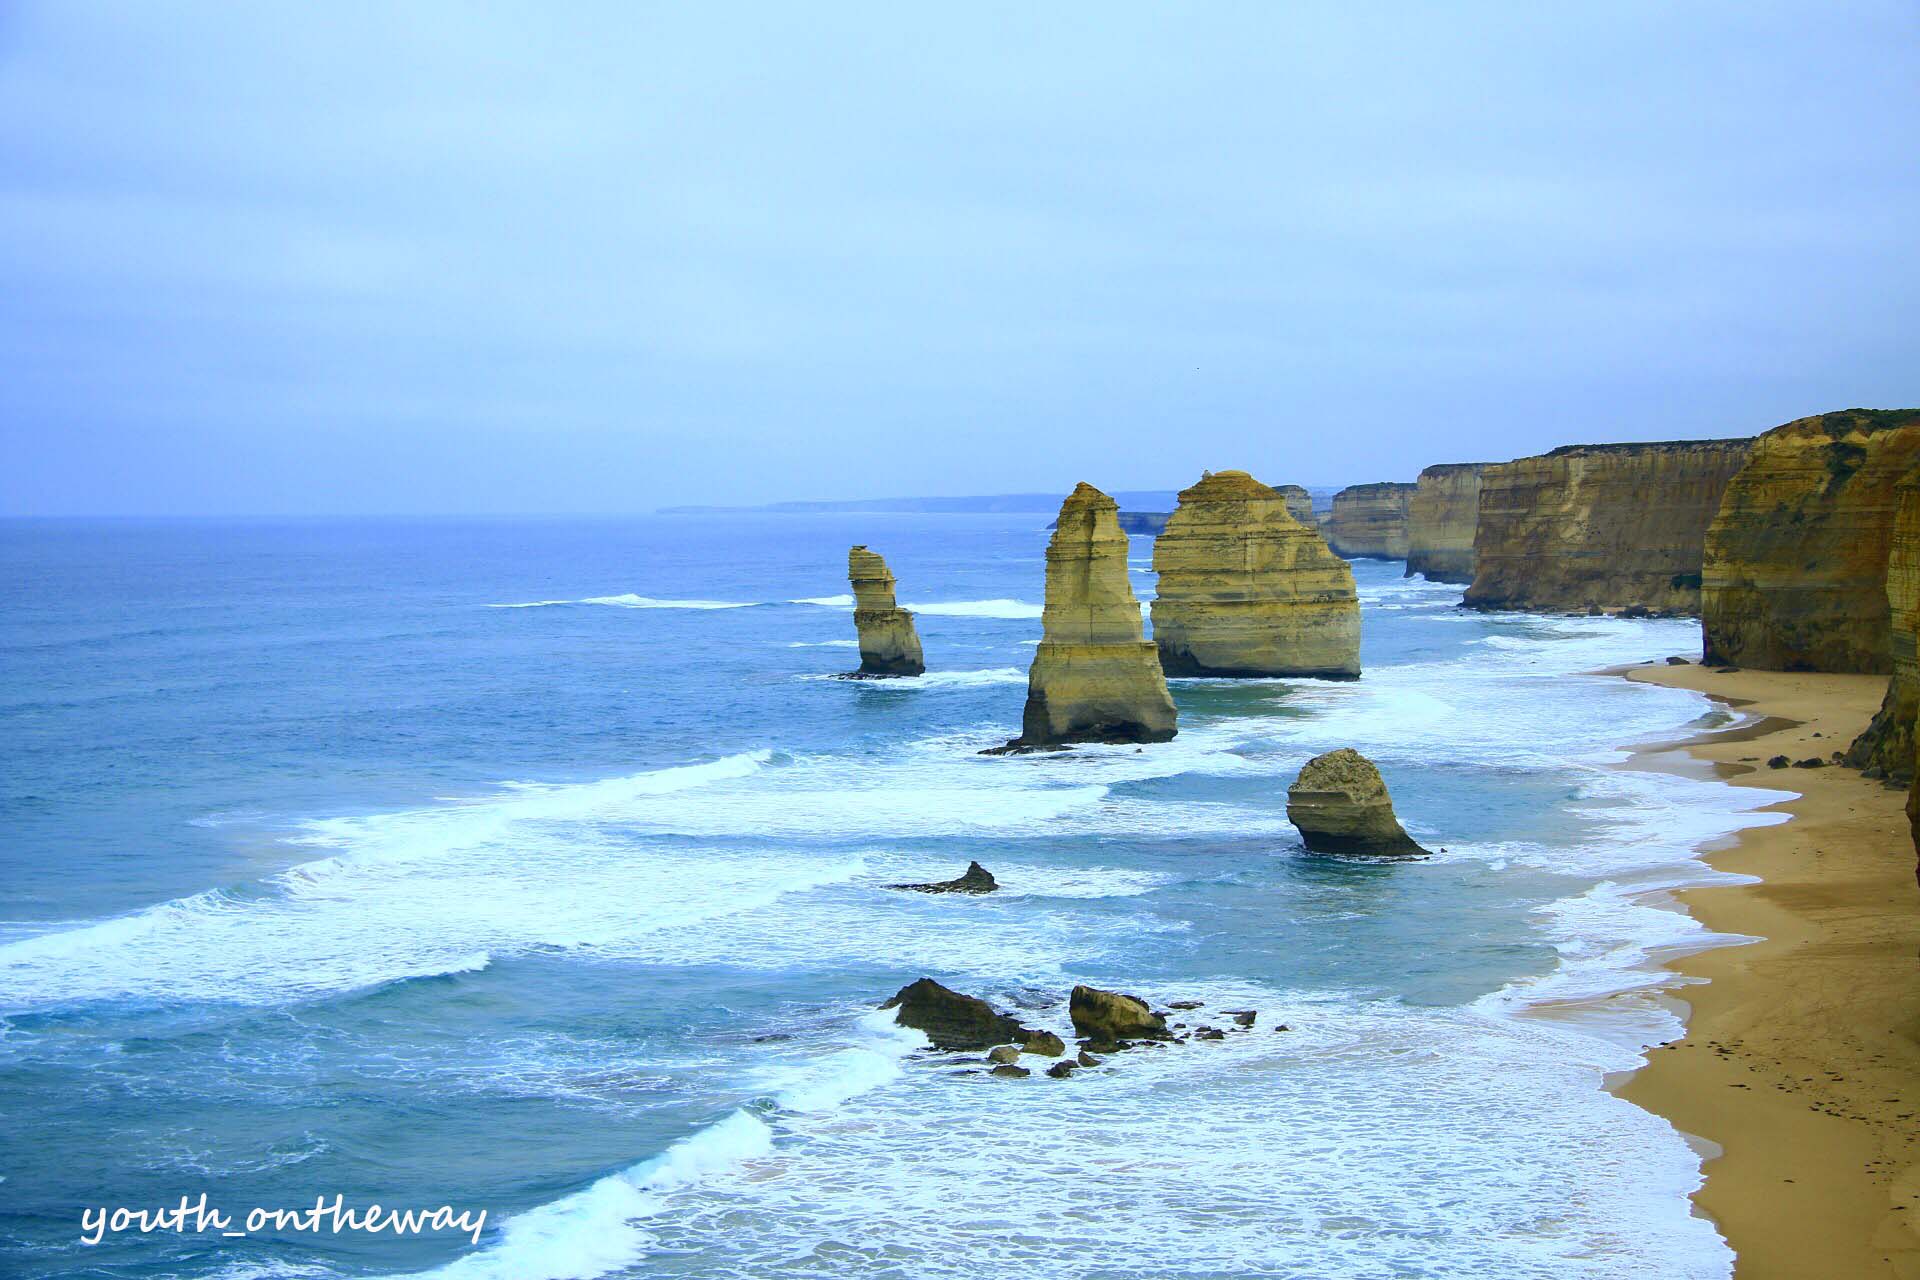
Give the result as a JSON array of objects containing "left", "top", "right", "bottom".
[{"left": 0, "top": 515, "right": 1791, "bottom": 1278}]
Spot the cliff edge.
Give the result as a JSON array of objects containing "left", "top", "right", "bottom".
[
  {"left": 1463, "top": 439, "right": 1752, "bottom": 614},
  {"left": 1703, "top": 409, "right": 1920, "bottom": 672}
]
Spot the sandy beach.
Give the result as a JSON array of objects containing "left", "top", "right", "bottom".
[{"left": 1617, "top": 663, "right": 1920, "bottom": 1278}]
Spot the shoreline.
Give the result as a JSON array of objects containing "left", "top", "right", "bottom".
[{"left": 1611, "top": 662, "right": 1920, "bottom": 1279}]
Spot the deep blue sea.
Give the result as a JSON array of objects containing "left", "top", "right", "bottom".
[{"left": 0, "top": 515, "right": 1791, "bottom": 1279}]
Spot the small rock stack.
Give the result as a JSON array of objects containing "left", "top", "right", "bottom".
[
  {"left": 1286, "top": 748, "right": 1428, "bottom": 857},
  {"left": 847, "top": 545, "right": 925, "bottom": 677}
]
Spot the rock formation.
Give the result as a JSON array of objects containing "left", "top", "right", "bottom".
[
  {"left": 1275, "top": 485, "right": 1315, "bottom": 526},
  {"left": 847, "top": 546, "right": 925, "bottom": 676},
  {"left": 881, "top": 978, "right": 1053, "bottom": 1052},
  {"left": 1003, "top": 483, "right": 1177, "bottom": 749},
  {"left": 1068, "top": 985, "right": 1168, "bottom": 1048},
  {"left": 887, "top": 861, "right": 999, "bottom": 894},
  {"left": 1285, "top": 748, "right": 1427, "bottom": 856},
  {"left": 1404, "top": 463, "right": 1490, "bottom": 584},
  {"left": 1463, "top": 439, "right": 1753, "bottom": 614},
  {"left": 1702, "top": 409, "right": 1920, "bottom": 672},
  {"left": 1848, "top": 471, "right": 1920, "bottom": 780},
  {"left": 1149, "top": 470, "right": 1360, "bottom": 678},
  {"left": 1324, "top": 483, "right": 1415, "bottom": 560}
]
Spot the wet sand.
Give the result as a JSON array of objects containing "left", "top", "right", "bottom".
[{"left": 1616, "top": 662, "right": 1920, "bottom": 1279}]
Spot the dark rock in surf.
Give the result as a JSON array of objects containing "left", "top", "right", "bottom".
[{"left": 888, "top": 861, "right": 998, "bottom": 894}]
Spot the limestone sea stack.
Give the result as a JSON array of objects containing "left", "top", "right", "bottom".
[
  {"left": 1848, "top": 471, "right": 1920, "bottom": 780},
  {"left": 1325, "top": 483, "right": 1414, "bottom": 560},
  {"left": 1150, "top": 470, "right": 1360, "bottom": 678},
  {"left": 1275, "top": 484, "right": 1316, "bottom": 526},
  {"left": 847, "top": 545, "right": 925, "bottom": 677},
  {"left": 1702, "top": 409, "right": 1920, "bottom": 672},
  {"left": 1004, "top": 483, "right": 1177, "bottom": 748},
  {"left": 1404, "top": 463, "right": 1490, "bottom": 584},
  {"left": 1285, "top": 748, "right": 1427, "bottom": 856},
  {"left": 1462, "top": 439, "right": 1752, "bottom": 614}
]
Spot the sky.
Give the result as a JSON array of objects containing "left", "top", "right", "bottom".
[{"left": 2, "top": 3, "right": 1917, "bottom": 516}]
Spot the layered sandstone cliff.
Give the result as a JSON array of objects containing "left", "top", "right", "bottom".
[
  {"left": 1462, "top": 439, "right": 1752, "bottom": 614},
  {"left": 847, "top": 546, "right": 925, "bottom": 677},
  {"left": 1405, "top": 463, "right": 1489, "bottom": 584},
  {"left": 1276, "top": 485, "right": 1315, "bottom": 527},
  {"left": 1007, "top": 483, "right": 1177, "bottom": 748},
  {"left": 1150, "top": 470, "right": 1360, "bottom": 678},
  {"left": 1325, "top": 483, "right": 1414, "bottom": 560},
  {"left": 1848, "top": 473, "right": 1920, "bottom": 780},
  {"left": 1702, "top": 409, "right": 1920, "bottom": 672}
]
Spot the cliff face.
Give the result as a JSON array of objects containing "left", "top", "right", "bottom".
[
  {"left": 1848, "top": 474, "right": 1920, "bottom": 779},
  {"left": 1702, "top": 409, "right": 1920, "bottom": 672},
  {"left": 1405, "top": 463, "right": 1489, "bottom": 584},
  {"left": 1462, "top": 439, "right": 1752, "bottom": 614},
  {"left": 1275, "top": 485, "right": 1315, "bottom": 527},
  {"left": 1325, "top": 483, "right": 1414, "bottom": 560},
  {"left": 1150, "top": 470, "right": 1360, "bottom": 678},
  {"left": 1011, "top": 483, "right": 1177, "bottom": 747},
  {"left": 847, "top": 546, "right": 925, "bottom": 677}
]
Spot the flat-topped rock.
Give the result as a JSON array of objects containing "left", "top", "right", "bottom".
[
  {"left": 1151, "top": 470, "right": 1360, "bottom": 678},
  {"left": 1286, "top": 748, "right": 1427, "bottom": 856},
  {"left": 847, "top": 546, "right": 925, "bottom": 677},
  {"left": 1703, "top": 409, "right": 1920, "bottom": 673},
  {"left": 1405, "top": 463, "right": 1491, "bottom": 584},
  {"left": 1463, "top": 440, "right": 1752, "bottom": 614},
  {"left": 1325, "top": 483, "right": 1415, "bottom": 560},
  {"left": 1003, "top": 483, "right": 1176, "bottom": 748},
  {"left": 1274, "top": 484, "right": 1315, "bottom": 526}
]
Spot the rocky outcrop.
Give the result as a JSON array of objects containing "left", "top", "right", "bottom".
[
  {"left": 1463, "top": 439, "right": 1752, "bottom": 614},
  {"left": 1068, "top": 985, "right": 1168, "bottom": 1048},
  {"left": 1275, "top": 485, "right": 1315, "bottom": 526},
  {"left": 1324, "top": 483, "right": 1414, "bottom": 560},
  {"left": 1286, "top": 748, "right": 1427, "bottom": 856},
  {"left": 1848, "top": 472, "right": 1920, "bottom": 779},
  {"left": 1149, "top": 470, "right": 1360, "bottom": 678},
  {"left": 847, "top": 546, "right": 925, "bottom": 676},
  {"left": 1702, "top": 410, "right": 1920, "bottom": 673},
  {"left": 887, "top": 861, "right": 999, "bottom": 894},
  {"left": 1405, "top": 463, "right": 1490, "bottom": 584},
  {"left": 881, "top": 978, "right": 1054, "bottom": 1051},
  {"left": 1003, "top": 483, "right": 1177, "bottom": 748}
]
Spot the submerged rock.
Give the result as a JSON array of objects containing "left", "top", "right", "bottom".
[
  {"left": 1046, "top": 1060, "right": 1077, "bottom": 1079},
  {"left": 882, "top": 978, "right": 1029, "bottom": 1050},
  {"left": 1463, "top": 439, "right": 1753, "bottom": 615},
  {"left": 1324, "top": 482, "right": 1415, "bottom": 560},
  {"left": 1286, "top": 748, "right": 1428, "bottom": 856},
  {"left": 1068, "top": 985, "right": 1168, "bottom": 1047},
  {"left": 1150, "top": 470, "right": 1360, "bottom": 679},
  {"left": 989, "top": 1063, "right": 1031, "bottom": 1079},
  {"left": 1000, "top": 483, "right": 1176, "bottom": 749},
  {"left": 1703, "top": 408, "right": 1920, "bottom": 672},
  {"left": 888, "top": 861, "right": 998, "bottom": 894},
  {"left": 1021, "top": 1030, "right": 1067, "bottom": 1058},
  {"left": 1405, "top": 463, "right": 1491, "bottom": 584},
  {"left": 985, "top": 1045, "right": 1022, "bottom": 1065},
  {"left": 846, "top": 546, "right": 925, "bottom": 677}
]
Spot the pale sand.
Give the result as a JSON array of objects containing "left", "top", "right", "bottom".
[{"left": 1614, "top": 663, "right": 1920, "bottom": 1278}]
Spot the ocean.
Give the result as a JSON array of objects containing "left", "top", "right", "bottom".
[{"left": 0, "top": 514, "right": 1791, "bottom": 1279}]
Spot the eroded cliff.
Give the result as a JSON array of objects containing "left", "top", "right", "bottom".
[
  {"left": 1276, "top": 485, "right": 1315, "bottom": 527},
  {"left": 1151, "top": 470, "right": 1359, "bottom": 678},
  {"left": 847, "top": 546, "right": 925, "bottom": 676},
  {"left": 1405, "top": 463, "right": 1489, "bottom": 584},
  {"left": 1325, "top": 483, "right": 1413, "bottom": 560},
  {"left": 1462, "top": 439, "right": 1752, "bottom": 614},
  {"left": 1702, "top": 409, "right": 1920, "bottom": 672},
  {"left": 1007, "top": 483, "right": 1177, "bottom": 748},
  {"left": 1848, "top": 473, "right": 1920, "bottom": 780}
]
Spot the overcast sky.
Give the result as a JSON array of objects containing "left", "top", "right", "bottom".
[{"left": 3, "top": 3, "right": 1916, "bottom": 515}]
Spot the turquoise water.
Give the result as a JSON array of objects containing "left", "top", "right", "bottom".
[{"left": 0, "top": 516, "right": 1790, "bottom": 1278}]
